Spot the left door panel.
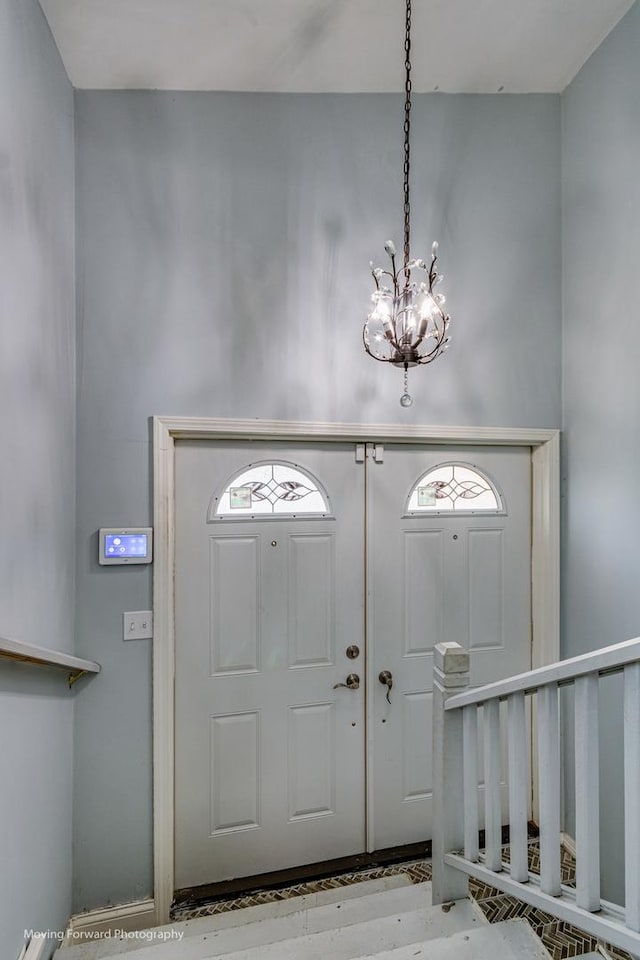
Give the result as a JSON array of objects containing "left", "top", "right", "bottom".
[{"left": 174, "top": 441, "right": 365, "bottom": 890}]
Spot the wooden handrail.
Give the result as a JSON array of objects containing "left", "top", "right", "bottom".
[
  {"left": 444, "top": 635, "right": 640, "bottom": 710},
  {"left": 0, "top": 635, "right": 100, "bottom": 687}
]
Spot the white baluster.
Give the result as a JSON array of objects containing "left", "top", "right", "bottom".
[
  {"left": 463, "top": 705, "right": 479, "bottom": 862},
  {"left": 432, "top": 642, "right": 471, "bottom": 905},
  {"left": 538, "top": 682, "right": 561, "bottom": 896},
  {"left": 508, "top": 691, "right": 529, "bottom": 883},
  {"left": 624, "top": 663, "right": 640, "bottom": 931},
  {"left": 575, "top": 674, "right": 600, "bottom": 912},
  {"left": 484, "top": 698, "right": 502, "bottom": 872}
]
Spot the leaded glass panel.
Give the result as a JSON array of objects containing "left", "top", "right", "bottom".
[
  {"left": 406, "top": 462, "right": 503, "bottom": 514},
  {"left": 212, "top": 461, "right": 331, "bottom": 519}
]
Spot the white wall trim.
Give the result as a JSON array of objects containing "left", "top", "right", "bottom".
[
  {"left": 153, "top": 417, "right": 557, "bottom": 446},
  {"left": 531, "top": 431, "right": 561, "bottom": 822},
  {"left": 152, "top": 416, "right": 561, "bottom": 923},
  {"left": 66, "top": 898, "right": 156, "bottom": 939},
  {"left": 531, "top": 431, "right": 561, "bottom": 672},
  {"left": 22, "top": 938, "right": 48, "bottom": 960}
]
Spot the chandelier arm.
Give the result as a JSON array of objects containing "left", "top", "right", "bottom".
[
  {"left": 362, "top": 330, "right": 376, "bottom": 359},
  {"left": 363, "top": 345, "right": 400, "bottom": 363},
  {"left": 388, "top": 250, "right": 400, "bottom": 300},
  {"left": 363, "top": 326, "right": 400, "bottom": 361},
  {"left": 415, "top": 338, "right": 449, "bottom": 364}
]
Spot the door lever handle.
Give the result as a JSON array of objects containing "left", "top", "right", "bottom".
[
  {"left": 334, "top": 673, "right": 360, "bottom": 691},
  {"left": 378, "top": 670, "right": 393, "bottom": 703}
]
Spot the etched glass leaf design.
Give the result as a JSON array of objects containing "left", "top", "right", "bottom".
[
  {"left": 407, "top": 463, "right": 502, "bottom": 514},
  {"left": 214, "top": 462, "right": 330, "bottom": 518}
]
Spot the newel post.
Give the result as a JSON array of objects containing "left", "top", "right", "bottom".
[{"left": 432, "top": 641, "right": 470, "bottom": 904}]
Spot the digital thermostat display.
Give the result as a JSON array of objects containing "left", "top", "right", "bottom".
[{"left": 99, "top": 528, "right": 153, "bottom": 565}]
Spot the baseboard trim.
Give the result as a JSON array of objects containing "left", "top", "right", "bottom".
[{"left": 66, "top": 898, "right": 156, "bottom": 942}]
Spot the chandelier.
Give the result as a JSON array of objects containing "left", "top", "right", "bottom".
[{"left": 363, "top": 0, "right": 452, "bottom": 407}]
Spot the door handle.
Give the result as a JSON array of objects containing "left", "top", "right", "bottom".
[
  {"left": 378, "top": 670, "right": 393, "bottom": 703},
  {"left": 334, "top": 673, "right": 360, "bottom": 691}
]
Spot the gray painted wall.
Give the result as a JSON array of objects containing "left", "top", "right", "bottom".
[
  {"left": 73, "top": 89, "right": 561, "bottom": 908},
  {"left": 0, "top": 0, "right": 634, "bottom": 924},
  {"left": 562, "top": 0, "right": 640, "bottom": 906},
  {"left": 0, "top": 0, "right": 75, "bottom": 954}
]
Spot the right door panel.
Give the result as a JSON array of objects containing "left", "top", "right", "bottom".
[{"left": 367, "top": 445, "right": 532, "bottom": 850}]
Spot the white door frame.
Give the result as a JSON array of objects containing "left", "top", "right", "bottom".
[{"left": 152, "top": 416, "right": 560, "bottom": 923}]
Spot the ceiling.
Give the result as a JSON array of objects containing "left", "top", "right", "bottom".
[{"left": 38, "top": 0, "right": 635, "bottom": 94}]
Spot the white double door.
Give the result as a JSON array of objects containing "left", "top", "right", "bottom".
[{"left": 174, "top": 440, "right": 531, "bottom": 890}]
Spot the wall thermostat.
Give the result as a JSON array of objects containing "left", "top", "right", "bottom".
[{"left": 99, "top": 528, "right": 153, "bottom": 565}]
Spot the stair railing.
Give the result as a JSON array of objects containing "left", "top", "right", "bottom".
[{"left": 432, "top": 637, "right": 640, "bottom": 958}]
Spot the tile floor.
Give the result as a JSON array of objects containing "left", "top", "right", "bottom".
[
  {"left": 171, "top": 842, "right": 634, "bottom": 960},
  {"left": 468, "top": 842, "right": 633, "bottom": 960},
  {"left": 171, "top": 860, "right": 432, "bottom": 922}
]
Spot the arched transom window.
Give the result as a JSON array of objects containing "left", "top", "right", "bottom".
[
  {"left": 405, "top": 462, "right": 504, "bottom": 515},
  {"left": 210, "top": 461, "right": 332, "bottom": 520}
]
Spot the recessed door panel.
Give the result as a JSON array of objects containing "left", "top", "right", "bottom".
[
  {"left": 403, "top": 530, "right": 444, "bottom": 656},
  {"left": 468, "top": 528, "right": 504, "bottom": 651},
  {"left": 210, "top": 711, "right": 260, "bottom": 834},
  {"left": 288, "top": 534, "right": 335, "bottom": 668},
  {"left": 402, "top": 691, "right": 433, "bottom": 801},
  {"left": 210, "top": 536, "right": 260, "bottom": 674},
  {"left": 288, "top": 702, "right": 335, "bottom": 820}
]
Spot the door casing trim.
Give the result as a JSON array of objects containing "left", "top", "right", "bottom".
[{"left": 152, "top": 416, "right": 560, "bottom": 923}]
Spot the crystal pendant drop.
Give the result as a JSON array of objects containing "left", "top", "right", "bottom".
[{"left": 400, "top": 365, "right": 413, "bottom": 406}]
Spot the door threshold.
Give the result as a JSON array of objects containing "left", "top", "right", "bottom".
[{"left": 173, "top": 841, "right": 431, "bottom": 908}]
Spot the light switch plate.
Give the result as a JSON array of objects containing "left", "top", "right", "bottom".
[{"left": 123, "top": 610, "right": 153, "bottom": 640}]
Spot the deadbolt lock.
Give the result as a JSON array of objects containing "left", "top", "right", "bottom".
[{"left": 346, "top": 644, "right": 360, "bottom": 660}]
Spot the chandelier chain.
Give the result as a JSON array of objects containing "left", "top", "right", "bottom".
[
  {"left": 403, "top": 0, "right": 412, "bottom": 276},
  {"left": 363, "top": 0, "right": 452, "bottom": 404}
]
